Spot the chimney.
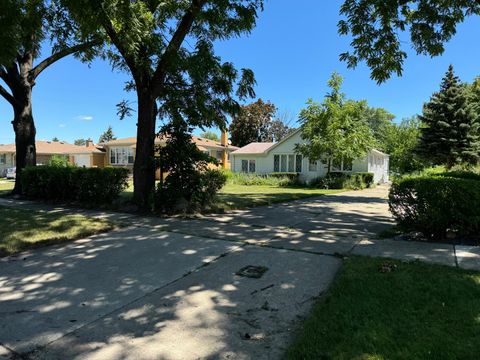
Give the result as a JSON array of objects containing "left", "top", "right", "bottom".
[
  {"left": 86, "top": 139, "right": 93, "bottom": 148},
  {"left": 221, "top": 129, "right": 228, "bottom": 147}
]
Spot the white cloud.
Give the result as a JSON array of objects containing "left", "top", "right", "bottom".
[{"left": 75, "top": 115, "right": 94, "bottom": 121}]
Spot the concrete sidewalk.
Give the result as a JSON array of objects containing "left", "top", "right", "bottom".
[{"left": 1, "top": 186, "right": 479, "bottom": 359}]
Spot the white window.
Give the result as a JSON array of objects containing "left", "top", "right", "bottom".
[
  {"left": 0, "top": 154, "right": 6, "bottom": 165},
  {"left": 241, "top": 160, "right": 248, "bottom": 172},
  {"left": 110, "top": 147, "right": 134, "bottom": 165},
  {"left": 295, "top": 155, "right": 303, "bottom": 172},
  {"left": 274, "top": 155, "right": 280, "bottom": 172},
  {"left": 274, "top": 154, "right": 302, "bottom": 173},
  {"left": 343, "top": 159, "right": 353, "bottom": 171},
  {"left": 280, "top": 154, "right": 287, "bottom": 172},
  {"left": 241, "top": 159, "right": 255, "bottom": 173},
  {"left": 309, "top": 159, "right": 317, "bottom": 172}
]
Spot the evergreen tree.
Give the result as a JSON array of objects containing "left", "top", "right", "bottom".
[
  {"left": 98, "top": 126, "right": 117, "bottom": 143},
  {"left": 417, "top": 65, "right": 480, "bottom": 168}
]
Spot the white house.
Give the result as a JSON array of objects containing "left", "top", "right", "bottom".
[{"left": 230, "top": 129, "right": 389, "bottom": 184}]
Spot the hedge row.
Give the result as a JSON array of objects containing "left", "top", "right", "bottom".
[
  {"left": 311, "top": 172, "right": 374, "bottom": 190},
  {"left": 21, "top": 166, "right": 129, "bottom": 204},
  {"left": 389, "top": 174, "right": 480, "bottom": 239}
]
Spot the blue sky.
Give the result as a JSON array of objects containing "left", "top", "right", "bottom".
[{"left": 1, "top": 0, "right": 480, "bottom": 144}]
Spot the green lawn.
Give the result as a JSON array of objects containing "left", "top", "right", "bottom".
[
  {"left": 287, "top": 256, "right": 480, "bottom": 360},
  {"left": 0, "top": 206, "right": 114, "bottom": 256},
  {"left": 214, "top": 183, "right": 344, "bottom": 211},
  {"left": 120, "top": 181, "right": 344, "bottom": 211},
  {"left": 0, "top": 180, "right": 14, "bottom": 196}
]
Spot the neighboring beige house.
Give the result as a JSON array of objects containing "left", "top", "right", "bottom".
[
  {"left": 1, "top": 132, "right": 236, "bottom": 178},
  {"left": 0, "top": 140, "right": 105, "bottom": 177},
  {"left": 103, "top": 131, "right": 238, "bottom": 171}
]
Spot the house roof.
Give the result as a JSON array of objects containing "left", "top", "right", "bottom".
[
  {"left": 105, "top": 135, "right": 239, "bottom": 151},
  {"left": 231, "top": 128, "right": 390, "bottom": 157},
  {"left": 231, "top": 142, "right": 275, "bottom": 155},
  {"left": 0, "top": 141, "right": 104, "bottom": 155}
]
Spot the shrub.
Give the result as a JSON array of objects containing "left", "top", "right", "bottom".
[
  {"left": 311, "top": 172, "right": 374, "bottom": 190},
  {"left": 389, "top": 175, "right": 480, "bottom": 239},
  {"left": 20, "top": 166, "right": 129, "bottom": 204},
  {"left": 225, "top": 171, "right": 299, "bottom": 187},
  {"left": 49, "top": 155, "right": 71, "bottom": 167},
  {"left": 155, "top": 169, "right": 227, "bottom": 214}
]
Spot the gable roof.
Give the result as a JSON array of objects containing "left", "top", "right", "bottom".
[
  {"left": 0, "top": 141, "right": 104, "bottom": 155},
  {"left": 231, "top": 142, "right": 275, "bottom": 155},
  {"left": 231, "top": 128, "right": 390, "bottom": 157}
]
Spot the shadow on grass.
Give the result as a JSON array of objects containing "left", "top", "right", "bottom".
[{"left": 0, "top": 207, "right": 113, "bottom": 256}]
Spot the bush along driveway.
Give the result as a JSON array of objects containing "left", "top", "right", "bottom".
[{"left": 0, "top": 185, "right": 479, "bottom": 359}]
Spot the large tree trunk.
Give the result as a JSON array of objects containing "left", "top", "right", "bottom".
[
  {"left": 11, "top": 77, "right": 36, "bottom": 195},
  {"left": 133, "top": 90, "right": 157, "bottom": 211}
]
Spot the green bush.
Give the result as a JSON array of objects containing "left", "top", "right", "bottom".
[
  {"left": 49, "top": 155, "right": 71, "bottom": 167},
  {"left": 389, "top": 175, "right": 480, "bottom": 239},
  {"left": 155, "top": 169, "right": 227, "bottom": 214},
  {"left": 225, "top": 171, "right": 299, "bottom": 187},
  {"left": 311, "top": 172, "right": 374, "bottom": 190},
  {"left": 21, "top": 166, "right": 129, "bottom": 204}
]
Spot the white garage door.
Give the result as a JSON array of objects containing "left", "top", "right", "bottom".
[{"left": 74, "top": 155, "right": 91, "bottom": 168}]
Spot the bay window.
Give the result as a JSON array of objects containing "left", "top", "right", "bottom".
[{"left": 110, "top": 147, "right": 134, "bottom": 165}]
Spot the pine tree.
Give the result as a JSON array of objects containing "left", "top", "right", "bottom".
[
  {"left": 417, "top": 65, "right": 480, "bottom": 168},
  {"left": 98, "top": 126, "right": 117, "bottom": 143}
]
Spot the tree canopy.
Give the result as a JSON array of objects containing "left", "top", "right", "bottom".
[
  {"left": 98, "top": 126, "right": 117, "bottom": 143},
  {"left": 200, "top": 131, "right": 220, "bottom": 142},
  {"left": 62, "top": 0, "right": 263, "bottom": 209},
  {"left": 296, "top": 72, "right": 375, "bottom": 173},
  {"left": 338, "top": 0, "right": 480, "bottom": 83},
  {"left": 417, "top": 65, "right": 480, "bottom": 167},
  {"left": 229, "top": 99, "right": 294, "bottom": 147}
]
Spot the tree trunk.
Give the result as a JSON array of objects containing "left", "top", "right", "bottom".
[
  {"left": 133, "top": 90, "right": 157, "bottom": 211},
  {"left": 11, "top": 81, "right": 36, "bottom": 195}
]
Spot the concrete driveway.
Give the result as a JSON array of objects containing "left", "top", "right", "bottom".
[{"left": 2, "top": 185, "right": 449, "bottom": 360}]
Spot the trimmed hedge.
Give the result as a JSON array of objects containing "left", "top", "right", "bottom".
[
  {"left": 311, "top": 172, "right": 374, "bottom": 190},
  {"left": 389, "top": 175, "right": 480, "bottom": 239},
  {"left": 155, "top": 169, "right": 227, "bottom": 213},
  {"left": 224, "top": 171, "right": 299, "bottom": 187},
  {"left": 21, "top": 166, "right": 129, "bottom": 204}
]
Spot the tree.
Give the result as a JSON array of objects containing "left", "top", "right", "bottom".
[
  {"left": 383, "top": 116, "right": 423, "bottom": 174},
  {"left": 200, "top": 131, "right": 220, "bottom": 142},
  {"left": 338, "top": 1, "right": 480, "bottom": 83},
  {"left": 63, "top": 0, "right": 261, "bottom": 210},
  {"left": 229, "top": 99, "right": 293, "bottom": 147},
  {"left": 295, "top": 72, "right": 375, "bottom": 173},
  {"left": 0, "top": 0, "right": 99, "bottom": 194},
  {"left": 52, "top": 137, "right": 60, "bottom": 142},
  {"left": 417, "top": 65, "right": 480, "bottom": 168},
  {"left": 98, "top": 126, "right": 116, "bottom": 143},
  {"left": 229, "top": 99, "right": 276, "bottom": 147},
  {"left": 363, "top": 107, "right": 395, "bottom": 148},
  {"left": 74, "top": 139, "right": 86, "bottom": 146}
]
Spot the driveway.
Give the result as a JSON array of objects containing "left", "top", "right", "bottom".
[{"left": 0, "top": 185, "right": 470, "bottom": 359}]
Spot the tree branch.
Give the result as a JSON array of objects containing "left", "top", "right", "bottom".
[
  {"left": 150, "top": 0, "right": 206, "bottom": 96},
  {"left": 0, "top": 84, "right": 15, "bottom": 106},
  {"left": 31, "top": 40, "right": 101, "bottom": 79}
]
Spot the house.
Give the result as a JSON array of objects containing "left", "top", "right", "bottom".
[
  {"left": 103, "top": 130, "right": 238, "bottom": 170},
  {"left": 230, "top": 129, "right": 389, "bottom": 184},
  {"left": 0, "top": 140, "right": 104, "bottom": 177}
]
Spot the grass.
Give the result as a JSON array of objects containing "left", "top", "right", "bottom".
[
  {"left": 287, "top": 256, "right": 480, "bottom": 360},
  {"left": 214, "top": 183, "right": 344, "bottom": 211},
  {"left": 0, "top": 205, "right": 114, "bottom": 256},
  {"left": 0, "top": 179, "right": 14, "bottom": 196}
]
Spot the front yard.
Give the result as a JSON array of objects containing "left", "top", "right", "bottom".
[
  {"left": 214, "top": 183, "right": 344, "bottom": 210},
  {"left": 0, "top": 180, "right": 14, "bottom": 196},
  {"left": 0, "top": 206, "right": 114, "bottom": 256},
  {"left": 287, "top": 256, "right": 480, "bottom": 360}
]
